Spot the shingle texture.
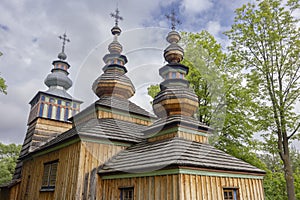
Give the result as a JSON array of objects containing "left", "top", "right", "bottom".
[
  {"left": 99, "top": 137, "right": 265, "bottom": 174},
  {"left": 32, "top": 118, "right": 147, "bottom": 154},
  {"left": 96, "top": 96, "right": 156, "bottom": 118}
]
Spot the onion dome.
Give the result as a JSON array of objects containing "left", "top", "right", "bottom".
[
  {"left": 153, "top": 11, "right": 198, "bottom": 118},
  {"left": 92, "top": 8, "right": 135, "bottom": 99},
  {"left": 44, "top": 33, "right": 72, "bottom": 91}
]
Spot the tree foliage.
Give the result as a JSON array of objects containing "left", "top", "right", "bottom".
[
  {"left": 0, "top": 52, "right": 7, "bottom": 94},
  {"left": 226, "top": 0, "right": 300, "bottom": 199},
  {"left": 0, "top": 143, "right": 21, "bottom": 185}
]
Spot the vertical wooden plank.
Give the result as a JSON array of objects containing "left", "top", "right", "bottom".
[{"left": 190, "top": 175, "right": 196, "bottom": 200}]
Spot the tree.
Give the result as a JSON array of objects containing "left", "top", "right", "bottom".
[
  {"left": 0, "top": 143, "right": 21, "bottom": 185},
  {"left": 226, "top": 0, "right": 300, "bottom": 199},
  {"left": 0, "top": 52, "right": 7, "bottom": 94},
  {"left": 148, "top": 30, "right": 264, "bottom": 169}
]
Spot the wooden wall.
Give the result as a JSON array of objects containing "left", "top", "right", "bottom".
[
  {"left": 98, "top": 175, "right": 180, "bottom": 200},
  {"left": 14, "top": 141, "right": 126, "bottom": 200},
  {"left": 179, "top": 174, "right": 264, "bottom": 200},
  {"left": 76, "top": 141, "right": 126, "bottom": 200},
  {"left": 16, "top": 142, "right": 81, "bottom": 200},
  {"left": 99, "top": 173, "right": 264, "bottom": 200}
]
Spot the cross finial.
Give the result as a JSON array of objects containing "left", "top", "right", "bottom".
[
  {"left": 166, "top": 9, "right": 181, "bottom": 30},
  {"left": 110, "top": 8, "right": 123, "bottom": 26},
  {"left": 58, "top": 33, "right": 70, "bottom": 53}
]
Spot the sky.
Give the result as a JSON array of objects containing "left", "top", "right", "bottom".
[{"left": 0, "top": 0, "right": 270, "bottom": 145}]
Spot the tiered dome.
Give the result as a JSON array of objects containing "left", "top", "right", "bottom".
[
  {"left": 153, "top": 14, "right": 198, "bottom": 118},
  {"left": 92, "top": 9, "right": 135, "bottom": 99},
  {"left": 44, "top": 33, "right": 72, "bottom": 92}
]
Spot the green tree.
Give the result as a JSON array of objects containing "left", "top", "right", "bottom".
[
  {"left": 0, "top": 52, "right": 7, "bottom": 94},
  {"left": 0, "top": 143, "right": 21, "bottom": 185},
  {"left": 226, "top": 0, "right": 300, "bottom": 199}
]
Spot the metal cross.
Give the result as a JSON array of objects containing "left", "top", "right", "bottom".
[
  {"left": 110, "top": 8, "right": 123, "bottom": 26},
  {"left": 58, "top": 33, "right": 70, "bottom": 53},
  {"left": 166, "top": 10, "right": 181, "bottom": 30}
]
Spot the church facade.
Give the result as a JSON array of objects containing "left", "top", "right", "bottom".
[{"left": 1, "top": 9, "right": 265, "bottom": 200}]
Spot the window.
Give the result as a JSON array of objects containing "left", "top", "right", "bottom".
[
  {"left": 41, "top": 161, "right": 58, "bottom": 191},
  {"left": 39, "top": 103, "right": 44, "bottom": 117},
  {"left": 171, "top": 72, "right": 177, "bottom": 79},
  {"left": 47, "top": 104, "right": 53, "bottom": 118},
  {"left": 56, "top": 106, "right": 61, "bottom": 120},
  {"left": 224, "top": 188, "right": 238, "bottom": 200},
  {"left": 64, "top": 108, "right": 69, "bottom": 121},
  {"left": 120, "top": 187, "right": 134, "bottom": 200}
]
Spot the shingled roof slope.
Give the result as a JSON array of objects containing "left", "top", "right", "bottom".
[
  {"left": 22, "top": 118, "right": 147, "bottom": 158},
  {"left": 96, "top": 96, "right": 156, "bottom": 118},
  {"left": 99, "top": 137, "right": 265, "bottom": 174}
]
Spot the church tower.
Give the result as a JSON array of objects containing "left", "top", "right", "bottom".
[{"left": 13, "top": 34, "right": 82, "bottom": 179}]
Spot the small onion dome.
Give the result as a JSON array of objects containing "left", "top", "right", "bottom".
[
  {"left": 164, "top": 43, "right": 184, "bottom": 63},
  {"left": 58, "top": 52, "right": 67, "bottom": 60},
  {"left": 108, "top": 40, "right": 123, "bottom": 54},
  {"left": 111, "top": 25, "right": 121, "bottom": 36},
  {"left": 44, "top": 70, "right": 72, "bottom": 90},
  {"left": 164, "top": 30, "right": 184, "bottom": 63},
  {"left": 166, "top": 30, "right": 181, "bottom": 43}
]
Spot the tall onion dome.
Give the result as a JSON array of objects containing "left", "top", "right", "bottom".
[
  {"left": 92, "top": 9, "right": 135, "bottom": 99},
  {"left": 153, "top": 11, "right": 198, "bottom": 117}
]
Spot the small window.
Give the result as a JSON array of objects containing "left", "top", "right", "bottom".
[
  {"left": 172, "top": 72, "right": 177, "bottom": 79},
  {"left": 57, "top": 100, "right": 62, "bottom": 105},
  {"left": 224, "top": 188, "right": 238, "bottom": 200},
  {"left": 120, "top": 187, "right": 134, "bottom": 200},
  {"left": 39, "top": 103, "right": 44, "bottom": 117},
  {"left": 41, "top": 161, "right": 58, "bottom": 191}
]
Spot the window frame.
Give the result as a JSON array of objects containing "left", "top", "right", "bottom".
[
  {"left": 119, "top": 186, "right": 134, "bottom": 200},
  {"left": 223, "top": 187, "right": 239, "bottom": 200},
  {"left": 40, "top": 160, "right": 59, "bottom": 192}
]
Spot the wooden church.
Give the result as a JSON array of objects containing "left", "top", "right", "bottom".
[{"left": 0, "top": 9, "right": 265, "bottom": 200}]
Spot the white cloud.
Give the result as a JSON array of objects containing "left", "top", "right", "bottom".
[
  {"left": 180, "top": 0, "right": 213, "bottom": 15},
  {"left": 206, "top": 20, "right": 221, "bottom": 36}
]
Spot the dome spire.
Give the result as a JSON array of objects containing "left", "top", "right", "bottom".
[
  {"left": 152, "top": 10, "right": 198, "bottom": 118},
  {"left": 57, "top": 33, "right": 70, "bottom": 60},
  {"left": 165, "top": 9, "right": 181, "bottom": 30},
  {"left": 44, "top": 33, "right": 72, "bottom": 92},
  {"left": 92, "top": 8, "right": 135, "bottom": 99}
]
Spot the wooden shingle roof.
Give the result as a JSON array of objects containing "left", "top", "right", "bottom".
[
  {"left": 99, "top": 137, "right": 265, "bottom": 174},
  {"left": 22, "top": 118, "right": 147, "bottom": 158}
]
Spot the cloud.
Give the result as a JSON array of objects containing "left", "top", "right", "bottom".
[{"left": 180, "top": 0, "right": 213, "bottom": 14}]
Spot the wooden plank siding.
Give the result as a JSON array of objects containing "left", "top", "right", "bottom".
[
  {"left": 76, "top": 141, "right": 126, "bottom": 200},
  {"left": 98, "top": 175, "right": 180, "bottom": 200},
  {"left": 99, "top": 174, "right": 264, "bottom": 200},
  {"left": 179, "top": 174, "right": 264, "bottom": 200},
  {"left": 15, "top": 141, "right": 125, "bottom": 200}
]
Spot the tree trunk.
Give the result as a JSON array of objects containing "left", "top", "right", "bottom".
[{"left": 282, "top": 138, "right": 296, "bottom": 200}]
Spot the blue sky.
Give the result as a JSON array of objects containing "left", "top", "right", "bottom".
[{"left": 0, "top": 0, "right": 256, "bottom": 144}]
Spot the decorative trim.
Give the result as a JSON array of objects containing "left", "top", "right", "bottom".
[
  {"left": 32, "top": 138, "right": 80, "bottom": 158},
  {"left": 96, "top": 107, "right": 153, "bottom": 122},
  {"left": 81, "top": 137, "right": 132, "bottom": 147},
  {"left": 101, "top": 168, "right": 264, "bottom": 180}
]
